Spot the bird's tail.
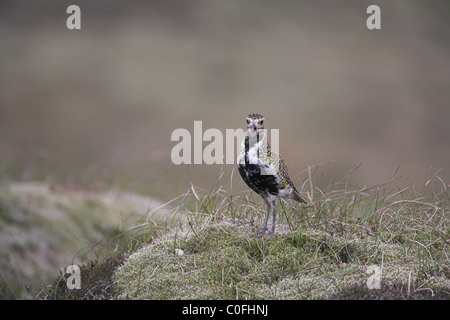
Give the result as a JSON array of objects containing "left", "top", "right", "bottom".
[{"left": 293, "top": 187, "right": 307, "bottom": 204}]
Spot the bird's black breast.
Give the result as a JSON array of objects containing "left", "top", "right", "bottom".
[{"left": 238, "top": 163, "right": 279, "bottom": 197}]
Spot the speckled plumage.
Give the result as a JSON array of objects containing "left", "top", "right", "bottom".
[{"left": 237, "top": 113, "right": 306, "bottom": 237}]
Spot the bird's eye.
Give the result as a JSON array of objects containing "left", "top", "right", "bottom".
[
  {"left": 246, "top": 119, "right": 250, "bottom": 124},
  {"left": 260, "top": 119, "right": 264, "bottom": 125}
]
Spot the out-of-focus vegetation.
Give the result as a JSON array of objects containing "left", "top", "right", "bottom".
[
  {"left": 1, "top": 0, "right": 449, "bottom": 198},
  {"left": 44, "top": 171, "right": 449, "bottom": 300}
]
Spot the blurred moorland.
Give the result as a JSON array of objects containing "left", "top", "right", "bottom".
[
  {"left": 1, "top": 0, "right": 449, "bottom": 197},
  {"left": 0, "top": 0, "right": 449, "bottom": 299}
]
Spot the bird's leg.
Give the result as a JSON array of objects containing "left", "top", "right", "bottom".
[
  {"left": 258, "top": 197, "right": 271, "bottom": 238},
  {"left": 270, "top": 198, "right": 277, "bottom": 234}
]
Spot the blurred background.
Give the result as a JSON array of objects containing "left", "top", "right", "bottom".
[
  {"left": 1, "top": 0, "right": 449, "bottom": 299},
  {"left": 1, "top": 0, "right": 449, "bottom": 198}
]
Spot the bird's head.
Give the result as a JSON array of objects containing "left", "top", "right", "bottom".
[{"left": 246, "top": 113, "right": 265, "bottom": 137}]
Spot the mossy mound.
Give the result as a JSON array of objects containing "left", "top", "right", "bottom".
[{"left": 112, "top": 219, "right": 450, "bottom": 299}]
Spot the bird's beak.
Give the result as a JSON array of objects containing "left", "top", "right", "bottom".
[{"left": 251, "top": 124, "right": 257, "bottom": 133}]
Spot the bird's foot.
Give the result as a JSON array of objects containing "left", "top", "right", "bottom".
[{"left": 258, "top": 226, "right": 268, "bottom": 238}]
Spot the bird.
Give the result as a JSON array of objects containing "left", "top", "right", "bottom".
[{"left": 237, "top": 113, "right": 307, "bottom": 237}]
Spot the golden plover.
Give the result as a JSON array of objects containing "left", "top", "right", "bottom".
[{"left": 237, "top": 113, "right": 307, "bottom": 237}]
